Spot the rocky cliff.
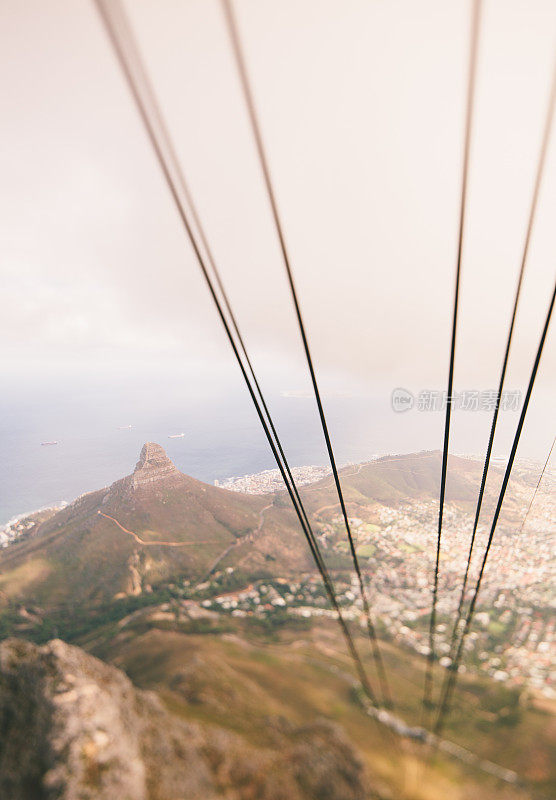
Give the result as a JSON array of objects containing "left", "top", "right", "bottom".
[
  {"left": 127, "top": 442, "right": 182, "bottom": 491},
  {"left": 0, "top": 638, "right": 373, "bottom": 800}
]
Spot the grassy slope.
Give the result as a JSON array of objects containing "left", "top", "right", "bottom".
[
  {"left": 0, "top": 450, "right": 490, "bottom": 612},
  {"left": 0, "top": 472, "right": 272, "bottom": 609},
  {"left": 299, "top": 452, "right": 490, "bottom": 513},
  {"left": 86, "top": 614, "right": 554, "bottom": 800},
  {"left": 1, "top": 450, "right": 552, "bottom": 798}
]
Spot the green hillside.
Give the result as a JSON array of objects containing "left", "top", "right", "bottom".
[
  {"left": 87, "top": 610, "right": 554, "bottom": 800},
  {"left": 0, "top": 444, "right": 553, "bottom": 798},
  {"left": 0, "top": 447, "right": 508, "bottom": 616}
]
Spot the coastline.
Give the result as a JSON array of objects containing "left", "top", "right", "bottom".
[{"left": 0, "top": 502, "right": 68, "bottom": 548}]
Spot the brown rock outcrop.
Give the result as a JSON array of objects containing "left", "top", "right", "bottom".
[
  {"left": 129, "top": 442, "right": 181, "bottom": 490},
  {"left": 0, "top": 638, "right": 374, "bottom": 800}
]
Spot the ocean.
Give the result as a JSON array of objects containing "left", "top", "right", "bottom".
[{"left": 0, "top": 366, "right": 538, "bottom": 526}]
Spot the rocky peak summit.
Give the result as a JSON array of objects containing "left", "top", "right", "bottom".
[{"left": 131, "top": 442, "right": 180, "bottom": 490}]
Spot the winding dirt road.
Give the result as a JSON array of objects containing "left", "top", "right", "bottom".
[{"left": 97, "top": 511, "right": 223, "bottom": 548}]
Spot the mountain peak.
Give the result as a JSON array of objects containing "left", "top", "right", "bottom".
[
  {"left": 131, "top": 442, "right": 179, "bottom": 489},
  {"left": 135, "top": 441, "right": 173, "bottom": 469}
]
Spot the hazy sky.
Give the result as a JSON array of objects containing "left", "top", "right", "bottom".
[{"left": 1, "top": 0, "right": 555, "bottom": 459}]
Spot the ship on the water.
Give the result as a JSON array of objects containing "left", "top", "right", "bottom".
[
  {"left": 117, "top": 425, "right": 133, "bottom": 430},
  {"left": 168, "top": 433, "right": 185, "bottom": 439},
  {"left": 41, "top": 441, "right": 58, "bottom": 446}
]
